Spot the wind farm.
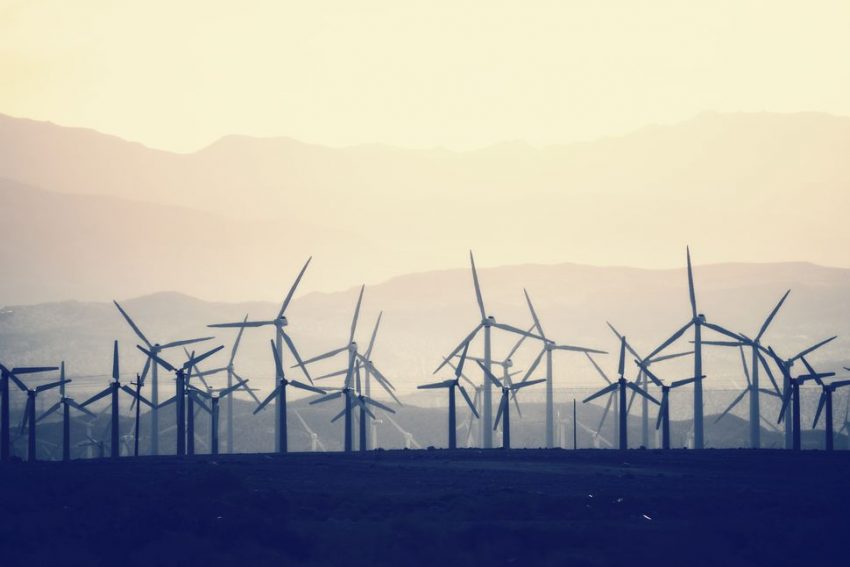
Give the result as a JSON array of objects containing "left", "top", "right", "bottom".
[{"left": 3, "top": 2, "right": 850, "bottom": 564}]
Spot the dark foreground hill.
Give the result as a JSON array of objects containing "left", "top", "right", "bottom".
[{"left": 1, "top": 449, "right": 848, "bottom": 566}]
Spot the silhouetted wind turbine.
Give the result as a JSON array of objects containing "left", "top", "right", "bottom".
[
  {"left": 418, "top": 342, "right": 479, "bottom": 449},
  {"left": 12, "top": 371, "right": 67, "bottom": 461},
  {"left": 433, "top": 252, "right": 543, "bottom": 448},
  {"left": 295, "top": 410, "right": 326, "bottom": 452},
  {"left": 79, "top": 341, "right": 151, "bottom": 458},
  {"left": 189, "top": 377, "right": 249, "bottom": 455},
  {"left": 1, "top": 364, "right": 58, "bottom": 461},
  {"left": 812, "top": 375, "right": 850, "bottom": 451},
  {"left": 114, "top": 300, "right": 212, "bottom": 455},
  {"left": 522, "top": 290, "right": 607, "bottom": 448},
  {"left": 477, "top": 360, "right": 545, "bottom": 449},
  {"left": 765, "top": 337, "right": 836, "bottom": 450},
  {"left": 713, "top": 346, "right": 781, "bottom": 436},
  {"left": 701, "top": 291, "right": 789, "bottom": 448},
  {"left": 137, "top": 344, "right": 223, "bottom": 455},
  {"left": 253, "top": 339, "right": 325, "bottom": 453},
  {"left": 644, "top": 247, "right": 740, "bottom": 449},
  {"left": 208, "top": 258, "right": 314, "bottom": 451},
  {"left": 36, "top": 362, "right": 95, "bottom": 461},
  {"left": 584, "top": 337, "right": 659, "bottom": 450}
]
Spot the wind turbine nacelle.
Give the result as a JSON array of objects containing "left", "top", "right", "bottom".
[
  {"left": 348, "top": 342, "right": 358, "bottom": 352},
  {"left": 505, "top": 359, "right": 513, "bottom": 368},
  {"left": 277, "top": 316, "right": 289, "bottom": 327}
]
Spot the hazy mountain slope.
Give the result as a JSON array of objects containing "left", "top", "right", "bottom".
[
  {"left": 2, "top": 261, "right": 848, "bottom": 404},
  {"left": 1, "top": 111, "right": 850, "bottom": 304}
]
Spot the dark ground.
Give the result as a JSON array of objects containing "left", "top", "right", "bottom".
[{"left": 1, "top": 449, "right": 848, "bottom": 566}]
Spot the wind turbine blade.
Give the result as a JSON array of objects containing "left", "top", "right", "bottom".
[
  {"left": 702, "top": 322, "right": 745, "bottom": 342},
  {"left": 363, "top": 397, "right": 395, "bottom": 413},
  {"left": 330, "top": 408, "right": 346, "bottom": 423},
  {"left": 294, "top": 345, "right": 348, "bottom": 368},
  {"left": 289, "top": 380, "right": 326, "bottom": 395},
  {"left": 583, "top": 382, "right": 619, "bottom": 404},
  {"left": 253, "top": 386, "right": 281, "bottom": 414},
  {"left": 456, "top": 341, "right": 470, "bottom": 379},
  {"left": 112, "top": 340, "right": 120, "bottom": 380},
  {"left": 309, "top": 391, "right": 344, "bottom": 405},
  {"left": 208, "top": 320, "right": 274, "bottom": 328},
  {"left": 418, "top": 380, "right": 454, "bottom": 389},
  {"left": 626, "top": 385, "right": 637, "bottom": 414},
  {"left": 714, "top": 388, "right": 748, "bottom": 423},
  {"left": 80, "top": 388, "right": 112, "bottom": 408},
  {"left": 584, "top": 353, "right": 611, "bottom": 385},
  {"left": 469, "top": 251, "right": 486, "bottom": 319},
  {"left": 652, "top": 350, "right": 693, "bottom": 363},
  {"left": 554, "top": 344, "right": 607, "bottom": 354},
  {"left": 36, "top": 402, "right": 61, "bottom": 423},
  {"left": 348, "top": 285, "right": 365, "bottom": 344},
  {"left": 513, "top": 378, "right": 545, "bottom": 390},
  {"left": 491, "top": 322, "right": 544, "bottom": 342},
  {"left": 777, "top": 389, "right": 792, "bottom": 424},
  {"left": 638, "top": 364, "right": 664, "bottom": 388},
  {"left": 458, "top": 385, "right": 479, "bottom": 418},
  {"left": 282, "top": 332, "right": 313, "bottom": 384},
  {"left": 670, "top": 377, "right": 698, "bottom": 388},
  {"left": 523, "top": 289, "right": 546, "bottom": 339},
  {"left": 113, "top": 300, "right": 151, "bottom": 347},
  {"left": 812, "top": 392, "right": 826, "bottom": 428},
  {"left": 626, "top": 382, "right": 660, "bottom": 405},
  {"left": 739, "top": 346, "right": 751, "bottom": 386},
  {"left": 185, "top": 345, "right": 224, "bottom": 368},
  {"left": 505, "top": 325, "right": 535, "bottom": 361},
  {"left": 493, "top": 394, "right": 507, "bottom": 430},
  {"left": 279, "top": 256, "right": 312, "bottom": 318},
  {"left": 229, "top": 314, "right": 249, "bottom": 366},
  {"left": 791, "top": 336, "right": 837, "bottom": 363},
  {"left": 160, "top": 336, "right": 215, "bottom": 350},
  {"left": 9, "top": 366, "right": 58, "bottom": 375},
  {"left": 120, "top": 386, "right": 152, "bottom": 408},
  {"left": 217, "top": 377, "right": 249, "bottom": 399},
  {"left": 476, "top": 360, "right": 502, "bottom": 388},
  {"left": 606, "top": 322, "right": 640, "bottom": 359},
  {"left": 521, "top": 348, "right": 546, "bottom": 384},
  {"left": 655, "top": 396, "right": 667, "bottom": 430},
  {"left": 756, "top": 290, "right": 790, "bottom": 342},
  {"left": 756, "top": 350, "right": 782, "bottom": 396},
  {"left": 511, "top": 390, "right": 522, "bottom": 418},
  {"left": 66, "top": 399, "right": 97, "bottom": 417},
  {"left": 617, "top": 337, "right": 627, "bottom": 377},
  {"left": 434, "top": 324, "right": 483, "bottom": 374},
  {"left": 136, "top": 345, "right": 175, "bottom": 372},
  {"left": 597, "top": 392, "right": 614, "bottom": 432},
  {"left": 686, "top": 246, "right": 697, "bottom": 318},
  {"left": 35, "top": 379, "right": 68, "bottom": 393},
  {"left": 364, "top": 312, "right": 383, "bottom": 360},
  {"left": 157, "top": 396, "right": 177, "bottom": 409},
  {"left": 270, "top": 339, "right": 284, "bottom": 378},
  {"left": 231, "top": 371, "right": 263, "bottom": 405},
  {"left": 646, "top": 321, "right": 693, "bottom": 361}
]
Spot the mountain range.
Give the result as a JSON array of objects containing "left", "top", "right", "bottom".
[{"left": 2, "top": 111, "right": 850, "bottom": 303}]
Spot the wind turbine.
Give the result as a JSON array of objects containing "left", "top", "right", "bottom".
[
  {"left": 78, "top": 341, "right": 152, "bottom": 458},
  {"left": 608, "top": 322, "right": 691, "bottom": 448},
  {"left": 701, "top": 291, "right": 789, "bottom": 448},
  {"left": 384, "top": 413, "right": 421, "bottom": 450},
  {"left": 583, "top": 337, "right": 659, "bottom": 450},
  {"left": 137, "top": 344, "right": 224, "bottom": 456},
  {"left": 36, "top": 362, "right": 95, "bottom": 461},
  {"left": 188, "top": 377, "right": 250, "bottom": 455},
  {"left": 253, "top": 339, "right": 325, "bottom": 453},
  {"left": 418, "top": 342, "right": 479, "bottom": 449},
  {"left": 433, "top": 252, "right": 544, "bottom": 448},
  {"left": 765, "top": 337, "right": 836, "bottom": 449},
  {"left": 183, "top": 340, "right": 261, "bottom": 452},
  {"left": 208, "top": 258, "right": 314, "bottom": 452},
  {"left": 1, "top": 364, "right": 58, "bottom": 461},
  {"left": 349, "top": 365, "right": 396, "bottom": 452},
  {"left": 478, "top": 361, "right": 545, "bottom": 449},
  {"left": 12, "top": 372, "right": 68, "bottom": 461},
  {"left": 294, "top": 410, "right": 326, "bottom": 452},
  {"left": 643, "top": 247, "right": 741, "bottom": 449},
  {"left": 113, "top": 300, "right": 212, "bottom": 455},
  {"left": 713, "top": 346, "right": 782, "bottom": 440},
  {"left": 522, "top": 290, "right": 607, "bottom": 448},
  {"left": 812, "top": 376, "right": 850, "bottom": 452}
]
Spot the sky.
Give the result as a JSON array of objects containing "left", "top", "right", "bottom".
[{"left": 1, "top": 0, "right": 850, "bottom": 152}]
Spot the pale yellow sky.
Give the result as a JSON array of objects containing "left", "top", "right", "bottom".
[{"left": 1, "top": 0, "right": 849, "bottom": 152}]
